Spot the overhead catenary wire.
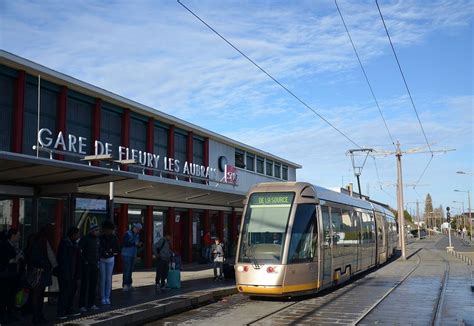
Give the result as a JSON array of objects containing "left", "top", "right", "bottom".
[
  {"left": 335, "top": 0, "right": 396, "bottom": 150},
  {"left": 177, "top": 0, "right": 363, "bottom": 149},
  {"left": 375, "top": 0, "right": 433, "bottom": 156},
  {"left": 372, "top": 156, "right": 396, "bottom": 199}
]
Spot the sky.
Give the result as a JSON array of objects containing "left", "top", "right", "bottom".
[{"left": 1, "top": 0, "right": 473, "bottom": 217}]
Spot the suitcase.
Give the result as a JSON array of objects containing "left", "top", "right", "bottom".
[{"left": 167, "top": 269, "right": 181, "bottom": 289}]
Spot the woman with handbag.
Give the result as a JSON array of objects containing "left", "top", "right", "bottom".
[
  {"left": 25, "top": 224, "right": 57, "bottom": 325},
  {"left": 0, "top": 228, "right": 23, "bottom": 323}
]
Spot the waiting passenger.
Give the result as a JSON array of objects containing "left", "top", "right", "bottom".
[
  {"left": 121, "top": 223, "right": 143, "bottom": 291},
  {"left": 56, "top": 227, "right": 81, "bottom": 320},
  {"left": 155, "top": 233, "right": 172, "bottom": 291},
  {"left": 211, "top": 237, "right": 225, "bottom": 281},
  {"left": 99, "top": 221, "right": 120, "bottom": 305},
  {"left": 78, "top": 224, "right": 101, "bottom": 312}
]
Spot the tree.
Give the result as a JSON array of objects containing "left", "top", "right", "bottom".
[{"left": 424, "top": 193, "right": 433, "bottom": 228}]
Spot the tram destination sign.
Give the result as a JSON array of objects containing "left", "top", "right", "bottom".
[
  {"left": 36, "top": 128, "right": 220, "bottom": 180},
  {"left": 251, "top": 193, "right": 294, "bottom": 206}
]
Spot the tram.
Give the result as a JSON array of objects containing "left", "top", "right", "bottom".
[{"left": 235, "top": 182, "right": 398, "bottom": 296}]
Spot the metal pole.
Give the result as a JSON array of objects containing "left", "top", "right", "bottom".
[
  {"left": 468, "top": 191, "right": 472, "bottom": 242},
  {"left": 396, "top": 141, "right": 406, "bottom": 260},
  {"left": 416, "top": 200, "right": 420, "bottom": 239},
  {"left": 36, "top": 75, "right": 41, "bottom": 157},
  {"left": 109, "top": 182, "right": 115, "bottom": 221},
  {"left": 356, "top": 174, "right": 362, "bottom": 199}
]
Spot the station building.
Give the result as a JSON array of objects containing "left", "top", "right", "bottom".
[{"left": 0, "top": 51, "right": 301, "bottom": 268}]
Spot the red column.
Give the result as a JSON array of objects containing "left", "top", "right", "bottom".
[
  {"left": 116, "top": 204, "right": 128, "bottom": 272},
  {"left": 56, "top": 86, "right": 67, "bottom": 160},
  {"left": 167, "top": 207, "right": 175, "bottom": 248},
  {"left": 218, "top": 211, "right": 224, "bottom": 243},
  {"left": 202, "top": 210, "right": 210, "bottom": 244},
  {"left": 146, "top": 118, "right": 154, "bottom": 176},
  {"left": 167, "top": 126, "right": 175, "bottom": 179},
  {"left": 203, "top": 137, "right": 209, "bottom": 167},
  {"left": 11, "top": 199, "right": 20, "bottom": 229},
  {"left": 144, "top": 206, "right": 153, "bottom": 268},
  {"left": 54, "top": 200, "right": 64, "bottom": 251},
  {"left": 121, "top": 109, "right": 130, "bottom": 171},
  {"left": 231, "top": 210, "right": 238, "bottom": 245},
  {"left": 91, "top": 98, "right": 101, "bottom": 166},
  {"left": 12, "top": 71, "right": 25, "bottom": 153},
  {"left": 187, "top": 209, "right": 193, "bottom": 263}
]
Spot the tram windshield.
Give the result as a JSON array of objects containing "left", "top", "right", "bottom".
[{"left": 238, "top": 192, "right": 295, "bottom": 264}]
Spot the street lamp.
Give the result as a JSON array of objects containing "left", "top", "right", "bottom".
[
  {"left": 453, "top": 200, "right": 465, "bottom": 229},
  {"left": 454, "top": 190, "right": 472, "bottom": 241}
]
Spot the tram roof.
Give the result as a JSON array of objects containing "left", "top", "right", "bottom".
[{"left": 312, "top": 184, "right": 374, "bottom": 211}]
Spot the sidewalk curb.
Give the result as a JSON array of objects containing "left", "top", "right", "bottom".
[
  {"left": 448, "top": 249, "right": 473, "bottom": 266},
  {"left": 57, "top": 286, "right": 237, "bottom": 326}
]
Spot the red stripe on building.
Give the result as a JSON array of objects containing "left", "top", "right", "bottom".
[
  {"left": 168, "top": 125, "right": 175, "bottom": 158},
  {"left": 231, "top": 210, "right": 238, "bottom": 245},
  {"left": 54, "top": 200, "right": 64, "bottom": 251},
  {"left": 187, "top": 208, "right": 193, "bottom": 263},
  {"left": 56, "top": 86, "right": 68, "bottom": 160},
  {"left": 144, "top": 206, "right": 153, "bottom": 268},
  {"left": 218, "top": 211, "right": 224, "bottom": 243},
  {"left": 167, "top": 207, "right": 175, "bottom": 248},
  {"left": 146, "top": 117, "right": 154, "bottom": 176},
  {"left": 12, "top": 70, "right": 25, "bottom": 153},
  {"left": 91, "top": 98, "right": 102, "bottom": 166},
  {"left": 11, "top": 198, "right": 20, "bottom": 229},
  {"left": 203, "top": 137, "right": 209, "bottom": 167},
  {"left": 121, "top": 109, "right": 130, "bottom": 171}
]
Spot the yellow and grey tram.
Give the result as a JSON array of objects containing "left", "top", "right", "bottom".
[{"left": 235, "top": 182, "right": 397, "bottom": 296}]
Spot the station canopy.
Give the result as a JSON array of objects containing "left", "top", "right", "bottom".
[{"left": 0, "top": 151, "right": 246, "bottom": 210}]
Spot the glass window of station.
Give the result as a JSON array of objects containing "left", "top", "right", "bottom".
[
  {"left": 235, "top": 149, "right": 245, "bottom": 168},
  {"left": 266, "top": 159, "right": 273, "bottom": 177},
  {"left": 256, "top": 156, "right": 264, "bottom": 174},
  {"left": 246, "top": 153, "right": 255, "bottom": 172}
]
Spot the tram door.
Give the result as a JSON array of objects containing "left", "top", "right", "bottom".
[{"left": 320, "top": 205, "right": 332, "bottom": 286}]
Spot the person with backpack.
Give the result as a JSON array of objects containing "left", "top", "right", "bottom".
[
  {"left": 211, "top": 237, "right": 225, "bottom": 281},
  {"left": 56, "top": 227, "right": 81, "bottom": 320},
  {"left": 99, "top": 221, "right": 120, "bottom": 305},
  {"left": 121, "top": 223, "right": 143, "bottom": 291},
  {"left": 78, "top": 223, "right": 101, "bottom": 312},
  {"left": 155, "top": 234, "right": 172, "bottom": 291},
  {"left": 25, "top": 224, "right": 57, "bottom": 324},
  {"left": 0, "top": 229, "right": 23, "bottom": 323}
]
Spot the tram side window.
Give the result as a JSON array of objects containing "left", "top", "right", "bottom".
[
  {"left": 321, "top": 206, "right": 331, "bottom": 245},
  {"left": 341, "top": 209, "right": 352, "bottom": 245},
  {"left": 361, "top": 212, "right": 375, "bottom": 243},
  {"left": 331, "top": 208, "right": 343, "bottom": 249},
  {"left": 288, "top": 204, "right": 317, "bottom": 263}
]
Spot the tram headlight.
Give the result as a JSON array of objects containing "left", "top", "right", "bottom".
[
  {"left": 266, "top": 266, "right": 277, "bottom": 273},
  {"left": 237, "top": 265, "right": 249, "bottom": 272}
]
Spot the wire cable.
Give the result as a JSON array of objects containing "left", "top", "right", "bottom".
[
  {"left": 375, "top": 0, "right": 433, "bottom": 155},
  {"left": 177, "top": 0, "right": 363, "bottom": 149},
  {"left": 413, "top": 155, "right": 434, "bottom": 188},
  {"left": 335, "top": 0, "right": 396, "bottom": 150},
  {"left": 372, "top": 156, "right": 396, "bottom": 199}
]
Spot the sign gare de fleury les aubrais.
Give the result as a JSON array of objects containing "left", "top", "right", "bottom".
[{"left": 36, "top": 128, "right": 233, "bottom": 182}]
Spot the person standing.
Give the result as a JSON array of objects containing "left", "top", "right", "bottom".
[
  {"left": 25, "top": 224, "right": 57, "bottom": 325},
  {"left": 211, "top": 237, "right": 225, "bottom": 281},
  {"left": 78, "top": 224, "right": 101, "bottom": 312},
  {"left": 155, "top": 234, "right": 172, "bottom": 291},
  {"left": 99, "top": 221, "right": 120, "bottom": 305},
  {"left": 0, "top": 229, "right": 23, "bottom": 323},
  {"left": 203, "top": 231, "right": 212, "bottom": 263},
  {"left": 121, "top": 223, "right": 143, "bottom": 291},
  {"left": 56, "top": 227, "right": 81, "bottom": 320}
]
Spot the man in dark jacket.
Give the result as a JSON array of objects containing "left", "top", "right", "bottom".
[
  {"left": 56, "top": 227, "right": 81, "bottom": 320},
  {"left": 78, "top": 224, "right": 101, "bottom": 312}
]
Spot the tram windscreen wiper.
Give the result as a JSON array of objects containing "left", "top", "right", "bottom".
[{"left": 246, "top": 244, "right": 261, "bottom": 270}]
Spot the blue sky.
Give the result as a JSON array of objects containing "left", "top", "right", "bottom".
[{"left": 1, "top": 0, "right": 473, "bottom": 217}]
